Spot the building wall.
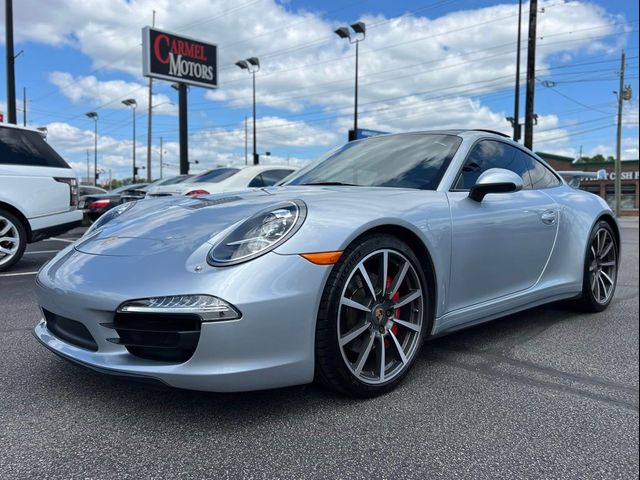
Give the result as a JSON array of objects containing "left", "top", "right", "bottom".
[{"left": 537, "top": 153, "right": 639, "bottom": 217}]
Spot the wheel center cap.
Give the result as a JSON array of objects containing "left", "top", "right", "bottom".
[{"left": 371, "top": 304, "right": 387, "bottom": 326}]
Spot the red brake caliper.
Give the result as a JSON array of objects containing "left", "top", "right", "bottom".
[{"left": 385, "top": 276, "right": 400, "bottom": 348}]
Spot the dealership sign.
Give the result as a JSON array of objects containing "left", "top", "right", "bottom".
[
  {"left": 142, "top": 27, "right": 217, "bottom": 89},
  {"left": 583, "top": 170, "right": 640, "bottom": 181}
]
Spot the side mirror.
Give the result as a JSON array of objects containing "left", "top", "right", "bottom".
[{"left": 469, "top": 168, "right": 523, "bottom": 202}]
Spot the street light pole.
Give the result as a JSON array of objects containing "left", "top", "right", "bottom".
[
  {"left": 335, "top": 22, "right": 366, "bottom": 141},
  {"left": 252, "top": 69, "right": 257, "bottom": 165},
  {"left": 85, "top": 112, "right": 99, "bottom": 186},
  {"left": 122, "top": 99, "right": 138, "bottom": 182},
  {"left": 236, "top": 57, "right": 261, "bottom": 164},
  {"left": 354, "top": 39, "right": 359, "bottom": 135}
]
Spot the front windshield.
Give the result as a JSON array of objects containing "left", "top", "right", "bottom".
[{"left": 284, "top": 134, "right": 462, "bottom": 190}]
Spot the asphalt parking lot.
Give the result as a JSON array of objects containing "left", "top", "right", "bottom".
[{"left": 0, "top": 221, "right": 638, "bottom": 479}]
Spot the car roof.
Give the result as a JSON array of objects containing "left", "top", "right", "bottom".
[
  {"left": 353, "top": 129, "right": 511, "bottom": 140},
  {"left": 0, "top": 123, "right": 48, "bottom": 137}
]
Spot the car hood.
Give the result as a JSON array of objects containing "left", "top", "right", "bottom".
[
  {"left": 146, "top": 183, "right": 194, "bottom": 195},
  {"left": 74, "top": 185, "right": 444, "bottom": 258}
]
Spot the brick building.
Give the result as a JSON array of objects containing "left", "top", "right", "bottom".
[{"left": 537, "top": 152, "right": 639, "bottom": 217}]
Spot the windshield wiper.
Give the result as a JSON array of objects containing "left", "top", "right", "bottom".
[{"left": 300, "top": 182, "right": 359, "bottom": 186}]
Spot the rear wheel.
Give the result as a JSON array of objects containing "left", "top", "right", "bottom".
[
  {"left": 0, "top": 209, "right": 27, "bottom": 272},
  {"left": 315, "top": 234, "right": 430, "bottom": 397},
  {"left": 575, "top": 220, "right": 618, "bottom": 312}
]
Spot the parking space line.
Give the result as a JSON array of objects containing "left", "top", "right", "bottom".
[
  {"left": 24, "top": 250, "right": 60, "bottom": 255},
  {"left": 0, "top": 271, "right": 38, "bottom": 277}
]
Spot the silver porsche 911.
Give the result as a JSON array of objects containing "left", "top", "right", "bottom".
[{"left": 34, "top": 130, "right": 619, "bottom": 397}]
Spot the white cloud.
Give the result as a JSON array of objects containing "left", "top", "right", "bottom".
[
  {"left": 43, "top": 114, "right": 337, "bottom": 180},
  {"left": 48, "top": 72, "right": 176, "bottom": 115},
  {"left": 1, "top": 0, "right": 634, "bottom": 179}
]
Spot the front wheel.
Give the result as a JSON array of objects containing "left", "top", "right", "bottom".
[
  {"left": 575, "top": 220, "right": 618, "bottom": 312},
  {"left": 315, "top": 234, "right": 430, "bottom": 397},
  {"left": 0, "top": 209, "right": 27, "bottom": 272}
]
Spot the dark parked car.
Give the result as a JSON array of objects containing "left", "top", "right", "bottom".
[
  {"left": 83, "top": 183, "right": 148, "bottom": 221},
  {"left": 79, "top": 185, "right": 107, "bottom": 197}
]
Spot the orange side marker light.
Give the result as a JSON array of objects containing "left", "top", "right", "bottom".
[{"left": 300, "top": 251, "right": 343, "bottom": 265}]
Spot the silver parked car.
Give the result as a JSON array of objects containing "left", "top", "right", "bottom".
[{"left": 34, "top": 130, "right": 619, "bottom": 397}]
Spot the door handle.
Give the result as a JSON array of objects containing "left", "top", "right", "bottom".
[{"left": 540, "top": 210, "right": 557, "bottom": 225}]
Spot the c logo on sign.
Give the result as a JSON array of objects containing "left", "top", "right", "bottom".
[{"left": 153, "top": 33, "right": 170, "bottom": 65}]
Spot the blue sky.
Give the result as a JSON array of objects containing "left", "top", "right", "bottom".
[{"left": 1, "top": 0, "right": 638, "bottom": 181}]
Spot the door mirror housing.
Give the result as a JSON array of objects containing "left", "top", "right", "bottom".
[{"left": 469, "top": 168, "right": 523, "bottom": 202}]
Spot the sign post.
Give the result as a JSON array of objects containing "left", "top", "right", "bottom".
[
  {"left": 349, "top": 128, "right": 389, "bottom": 141},
  {"left": 142, "top": 27, "right": 217, "bottom": 174}
]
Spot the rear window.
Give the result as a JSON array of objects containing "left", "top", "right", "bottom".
[
  {"left": 193, "top": 168, "right": 239, "bottom": 183},
  {"left": 0, "top": 127, "right": 71, "bottom": 168}
]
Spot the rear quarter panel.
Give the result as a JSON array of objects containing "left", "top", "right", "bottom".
[
  {"left": 0, "top": 165, "right": 75, "bottom": 218},
  {"left": 538, "top": 184, "right": 614, "bottom": 290}
]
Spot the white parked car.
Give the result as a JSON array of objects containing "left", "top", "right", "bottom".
[
  {"left": 0, "top": 124, "right": 82, "bottom": 271},
  {"left": 146, "top": 165, "right": 298, "bottom": 197}
]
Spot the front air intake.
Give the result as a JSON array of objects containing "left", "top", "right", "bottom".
[
  {"left": 110, "top": 312, "right": 201, "bottom": 363},
  {"left": 43, "top": 309, "right": 98, "bottom": 352}
]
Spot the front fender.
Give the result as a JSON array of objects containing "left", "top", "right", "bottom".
[{"left": 274, "top": 190, "right": 452, "bottom": 318}]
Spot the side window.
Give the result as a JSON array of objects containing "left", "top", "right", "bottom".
[
  {"left": 261, "top": 169, "right": 295, "bottom": 186},
  {"left": 248, "top": 174, "right": 265, "bottom": 188},
  {"left": 516, "top": 151, "right": 561, "bottom": 189},
  {"left": 454, "top": 140, "right": 527, "bottom": 190}
]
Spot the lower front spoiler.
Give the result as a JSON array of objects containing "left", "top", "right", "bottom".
[
  {"left": 33, "top": 319, "right": 315, "bottom": 392},
  {"left": 33, "top": 328, "right": 169, "bottom": 388}
]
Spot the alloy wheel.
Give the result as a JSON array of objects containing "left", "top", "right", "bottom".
[
  {"left": 0, "top": 215, "right": 20, "bottom": 268},
  {"left": 589, "top": 227, "right": 617, "bottom": 304},
  {"left": 338, "top": 249, "right": 423, "bottom": 385}
]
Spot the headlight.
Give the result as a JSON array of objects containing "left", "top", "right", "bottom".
[
  {"left": 118, "top": 295, "right": 240, "bottom": 321},
  {"left": 208, "top": 200, "right": 307, "bottom": 266},
  {"left": 85, "top": 201, "right": 136, "bottom": 237}
]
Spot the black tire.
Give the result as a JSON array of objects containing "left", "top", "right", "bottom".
[
  {"left": 0, "top": 209, "right": 27, "bottom": 272},
  {"left": 315, "top": 234, "right": 431, "bottom": 397},
  {"left": 574, "top": 220, "right": 618, "bottom": 312}
]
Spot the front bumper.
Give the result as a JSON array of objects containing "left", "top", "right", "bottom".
[{"left": 34, "top": 247, "right": 331, "bottom": 392}]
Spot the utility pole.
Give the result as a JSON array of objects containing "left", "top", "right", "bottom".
[
  {"left": 512, "top": 0, "right": 523, "bottom": 142},
  {"left": 615, "top": 50, "right": 632, "bottom": 218},
  {"left": 5, "top": 0, "right": 17, "bottom": 124},
  {"left": 146, "top": 10, "right": 156, "bottom": 182},
  {"left": 22, "top": 87, "right": 26, "bottom": 126},
  {"left": 244, "top": 116, "right": 248, "bottom": 165},
  {"left": 159, "top": 136, "right": 164, "bottom": 178},
  {"left": 523, "top": 0, "right": 538, "bottom": 149}
]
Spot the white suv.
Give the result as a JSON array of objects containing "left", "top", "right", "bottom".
[{"left": 0, "top": 124, "right": 82, "bottom": 271}]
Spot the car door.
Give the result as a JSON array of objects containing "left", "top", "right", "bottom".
[{"left": 445, "top": 139, "right": 559, "bottom": 312}]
